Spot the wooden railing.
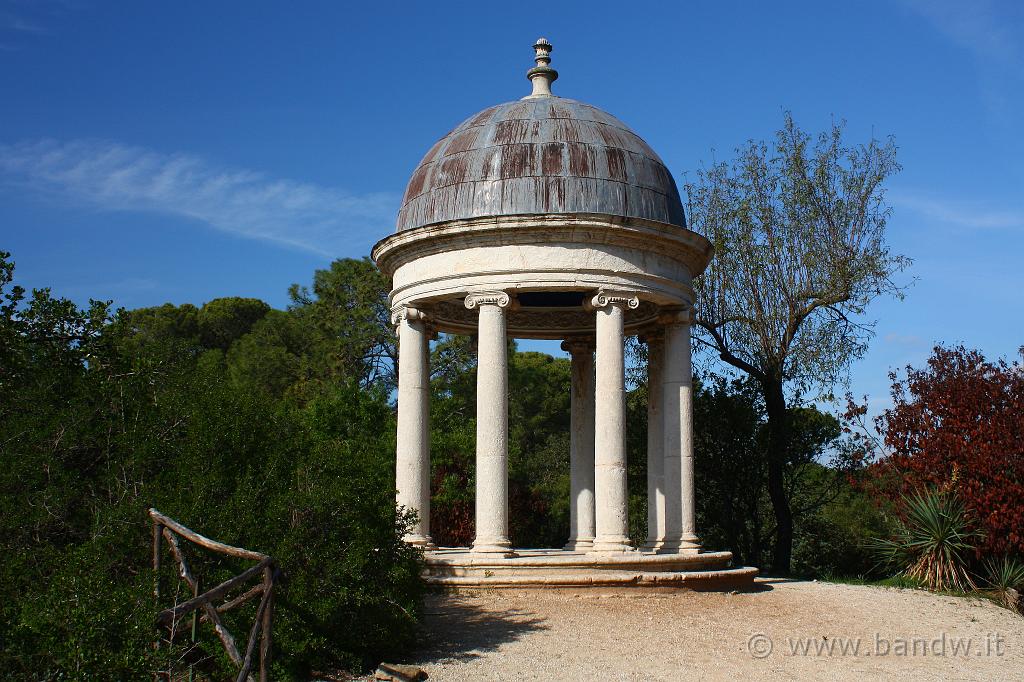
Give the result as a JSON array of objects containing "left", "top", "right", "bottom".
[{"left": 150, "top": 508, "right": 277, "bottom": 682}]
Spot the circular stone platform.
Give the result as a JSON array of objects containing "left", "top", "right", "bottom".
[{"left": 424, "top": 548, "right": 758, "bottom": 589}]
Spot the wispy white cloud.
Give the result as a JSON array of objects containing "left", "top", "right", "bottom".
[
  {"left": 891, "top": 192, "right": 1024, "bottom": 231},
  {"left": 0, "top": 8, "right": 51, "bottom": 39},
  {"left": 1, "top": 0, "right": 84, "bottom": 35},
  {"left": 901, "top": 0, "right": 1021, "bottom": 66},
  {"left": 6, "top": 17, "right": 49, "bottom": 34},
  {"left": 0, "top": 139, "right": 400, "bottom": 256},
  {"left": 901, "top": 0, "right": 1024, "bottom": 126}
]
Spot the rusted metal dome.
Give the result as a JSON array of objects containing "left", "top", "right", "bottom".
[{"left": 396, "top": 40, "right": 685, "bottom": 233}]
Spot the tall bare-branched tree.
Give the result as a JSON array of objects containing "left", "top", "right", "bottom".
[{"left": 684, "top": 112, "right": 909, "bottom": 573}]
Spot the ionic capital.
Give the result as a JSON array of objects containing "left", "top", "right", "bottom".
[
  {"left": 560, "top": 336, "right": 595, "bottom": 355},
  {"left": 391, "top": 305, "right": 431, "bottom": 327},
  {"left": 586, "top": 289, "right": 640, "bottom": 312},
  {"left": 657, "top": 305, "right": 692, "bottom": 327},
  {"left": 464, "top": 291, "right": 513, "bottom": 310}
]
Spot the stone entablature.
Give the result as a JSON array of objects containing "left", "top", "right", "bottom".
[{"left": 372, "top": 213, "right": 711, "bottom": 339}]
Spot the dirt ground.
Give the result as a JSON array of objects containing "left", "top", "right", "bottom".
[{"left": 402, "top": 579, "right": 1024, "bottom": 681}]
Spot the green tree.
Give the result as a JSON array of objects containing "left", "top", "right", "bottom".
[
  {"left": 197, "top": 297, "right": 271, "bottom": 351},
  {"left": 226, "top": 309, "right": 315, "bottom": 398},
  {"left": 116, "top": 302, "right": 200, "bottom": 349},
  {"left": 692, "top": 377, "right": 768, "bottom": 565},
  {"left": 425, "top": 339, "right": 575, "bottom": 548},
  {"left": 0, "top": 251, "right": 423, "bottom": 679},
  {"left": 288, "top": 257, "right": 395, "bottom": 391},
  {"left": 425, "top": 335, "right": 478, "bottom": 546},
  {"left": 507, "top": 351, "right": 571, "bottom": 547},
  {"left": 684, "top": 113, "right": 909, "bottom": 572},
  {"left": 221, "top": 258, "right": 396, "bottom": 401},
  {"left": 690, "top": 375, "right": 873, "bottom": 574}
]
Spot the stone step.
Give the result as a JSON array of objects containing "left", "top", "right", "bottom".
[{"left": 424, "top": 566, "right": 759, "bottom": 589}]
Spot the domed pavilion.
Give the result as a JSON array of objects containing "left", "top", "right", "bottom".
[{"left": 372, "top": 39, "right": 755, "bottom": 587}]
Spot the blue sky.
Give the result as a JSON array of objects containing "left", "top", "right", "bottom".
[{"left": 2, "top": 0, "right": 1023, "bottom": 417}]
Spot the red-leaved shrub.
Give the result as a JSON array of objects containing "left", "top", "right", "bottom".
[{"left": 875, "top": 345, "right": 1024, "bottom": 555}]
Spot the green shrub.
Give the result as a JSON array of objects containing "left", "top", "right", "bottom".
[
  {"left": 870, "top": 488, "right": 981, "bottom": 592},
  {"left": 6, "top": 513, "right": 156, "bottom": 677},
  {"left": 0, "top": 252, "right": 424, "bottom": 679},
  {"left": 983, "top": 556, "right": 1024, "bottom": 613},
  {"left": 792, "top": 487, "right": 894, "bottom": 580}
]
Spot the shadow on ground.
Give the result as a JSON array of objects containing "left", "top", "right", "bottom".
[{"left": 412, "top": 591, "right": 550, "bottom": 665}]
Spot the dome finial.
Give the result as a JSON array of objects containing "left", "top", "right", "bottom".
[{"left": 525, "top": 37, "right": 558, "bottom": 98}]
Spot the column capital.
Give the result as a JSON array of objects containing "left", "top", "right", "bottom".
[
  {"left": 586, "top": 289, "right": 640, "bottom": 312},
  {"left": 391, "top": 304, "right": 430, "bottom": 326},
  {"left": 560, "top": 336, "right": 595, "bottom": 355},
  {"left": 464, "top": 291, "right": 513, "bottom": 310},
  {"left": 657, "top": 305, "right": 693, "bottom": 326}
]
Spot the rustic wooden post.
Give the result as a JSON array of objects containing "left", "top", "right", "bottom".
[
  {"left": 152, "top": 519, "right": 163, "bottom": 682},
  {"left": 189, "top": 575, "right": 199, "bottom": 682},
  {"left": 259, "top": 565, "right": 274, "bottom": 682},
  {"left": 236, "top": 588, "right": 271, "bottom": 682},
  {"left": 152, "top": 519, "right": 162, "bottom": 599}
]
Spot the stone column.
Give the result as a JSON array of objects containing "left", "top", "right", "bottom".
[
  {"left": 393, "top": 305, "right": 433, "bottom": 547},
  {"left": 660, "top": 307, "right": 701, "bottom": 554},
  {"left": 562, "top": 337, "right": 595, "bottom": 551},
  {"left": 465, "top": 291, "right": 515, "bottom": 556},
  {"left": 588, "top": 290, "right": 639, "bottom": 553},
  {"left": 641, "top": 331, "right": 666, "bottom": 550}
]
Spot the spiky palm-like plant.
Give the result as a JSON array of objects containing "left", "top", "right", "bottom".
[
  {"left": 871, "top": 489, "right": 981, "bottom": 592},
  {"left": 984, "top": 556, "right": 1024, "bottom": 613}
]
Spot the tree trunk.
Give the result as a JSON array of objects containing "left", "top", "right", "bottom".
[{"left": 762, "top": 378, "right": 793, "bottom": 574}]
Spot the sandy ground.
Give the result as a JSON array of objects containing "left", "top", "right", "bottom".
[{"left": 402, "top": 579, "right": 1024, "bottom": 681}]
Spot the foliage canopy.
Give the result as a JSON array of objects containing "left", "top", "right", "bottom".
[
  {"left": 683, "top": 112, "right": 908, "bottom": 572},
  {"left": 0, "top": 251, "right": 421, "bottom": 679}
]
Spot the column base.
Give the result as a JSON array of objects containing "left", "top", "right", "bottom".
[
  {"left": 656, "top": 537, "right": 702, "bottom": 555},
  {"left": 471, "top": 538, "right": 517, "bottom": 557},
  {"left": 588, "top": 537, "right": 635, "bottom": 554},
  {"left": 641, "top": 539, "right": 667, "bottom": 552},
  {"left": 563, "top": 538, "right": 595, "bottom": 552},
  {"left": 403, "top": 533, "right": 436, "bottom": 550}
]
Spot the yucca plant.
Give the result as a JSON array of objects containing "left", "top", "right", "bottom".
[
  {"left": 984, "top": 556, "right": 1024, "bottom": 613},
  {"left": 870, "top": 488, "right": 981, "bottom": 592}
]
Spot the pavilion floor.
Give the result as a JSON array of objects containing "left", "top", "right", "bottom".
[{"left": 423, "top": 548, "right": 758, "bottom": 589}]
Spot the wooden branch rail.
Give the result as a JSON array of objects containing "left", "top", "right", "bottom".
[{"left": 150, "top": 508, "right": 277, "bottom": 682}]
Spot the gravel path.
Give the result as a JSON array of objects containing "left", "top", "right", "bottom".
[{"left": 406, "top": 579, "right": 1024, "bottom": 681}]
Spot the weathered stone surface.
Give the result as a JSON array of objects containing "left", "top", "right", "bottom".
[
  {"left": 375, "top": 662, "right": 428, "bottom": 681},
  {"left": 394, "top": 307, "right": 432, "bottom": 548}
]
